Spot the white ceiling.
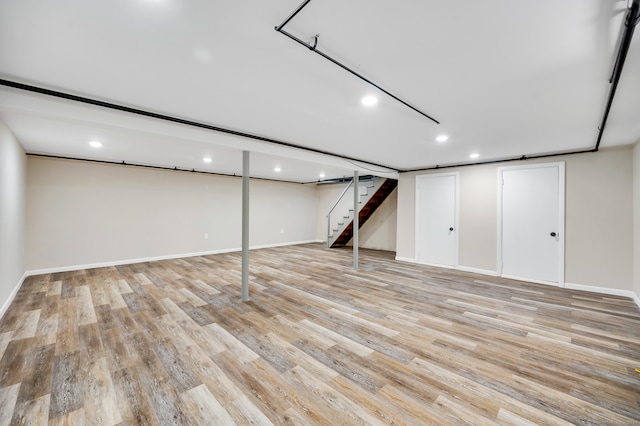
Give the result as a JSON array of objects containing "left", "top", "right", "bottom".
[{"left": 1, "top": 0, "right": 639, "bottom": 182}]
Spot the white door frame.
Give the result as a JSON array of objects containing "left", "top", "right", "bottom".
[
  {"left": 497, "top": 162, "right": 565, "bottom": 287},
  {"left": 415, "top": 172, "right": 459, "bottom": 268}
]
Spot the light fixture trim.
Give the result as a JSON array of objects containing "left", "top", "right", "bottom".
[
  {"left": 436, "top": 135, "right": 449, "bottom": 143},
  {"left": 274, "top": 166, "right": 282, "bottom": 172},
  {"left": 469, "top": 153, "right": 480, "bottom": 159},
  {"left": 361, "top": 95, "right": 378, "bottom": 106},
  {"left": 89, "top": 140, "right": 102, "bottom": 148},
  {"left": 203, "top": 157, "right": 212, "bottom": 163}
]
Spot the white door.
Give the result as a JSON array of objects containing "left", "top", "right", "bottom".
[
  {"left": 416, "top": 173, "right": 457, "bottom": 267},
  {"left": 499, "top": 163, "right": 564, "bottom": 285}
]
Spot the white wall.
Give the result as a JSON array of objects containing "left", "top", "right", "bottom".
[
  {"left": 26, "top": 156, "right": 318, "bottom": 271},
  {"left": 355, "top": 188, "right": 397, "bottom": 251},
  {"left": 22, "top": 146, "right": 636, "bottom": 298},
  {"left": 397, "top": 148, "right": 633, "bottom": 292},
  {"left": 564, "top": 149, "right": 632, "bottom": 289},
  {"left": 0, "top": 121, "right": 26, "bottom": 318}
]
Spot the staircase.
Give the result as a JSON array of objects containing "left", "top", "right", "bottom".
[{"left": 327, "top": 177, "right": 397, "bottom": 248}]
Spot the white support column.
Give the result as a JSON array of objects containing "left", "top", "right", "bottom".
[
  {"left": 353, "top": 170, "right": 359, "bottom": 270},
  {"left": 242, "top": 151, "right": 250, "bottom": 302}
]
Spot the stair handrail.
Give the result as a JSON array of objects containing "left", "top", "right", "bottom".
[{"left": 326, "top": 179, "right": 355, "bottom": 246}]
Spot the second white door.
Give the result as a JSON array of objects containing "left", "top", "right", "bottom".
[
  {"left": 416, "top": 173, "right": 457, "bottom": 267},
  {"left": 499, "top": 163, "right": 564, "bottom": 285}
]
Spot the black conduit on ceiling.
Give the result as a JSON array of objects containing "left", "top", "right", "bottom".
[
  {"left": 3, "top": 2, "right": 637, "bottom": 176},
  {"left": 594, "top": 0, "right": 640, "bottom": 151},
  {"left": 275, "top": 0, "right": 640, "bottom": 173},
  {"left": 274, "top": 0, "right": 440, "bottom": 124},
  {"left": 0, "top": 78, "right": 398, "bottom": 173},
  {"left": 26, "top": 153, "right": 321, "bottom": 184}
]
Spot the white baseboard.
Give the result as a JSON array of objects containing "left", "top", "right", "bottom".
[
  {"left": 26, "top": 239, "right": 324, "bottom": 277},
  {"left": 394, "top": 258, "right": 640, "bottom": 309},
  {"left": 395, "top": 256, "right": 416, "bottom": 264},
  {"left": 0, "top": 271, "right": 28, "bottom": 320},
  {"left": 395, "top": 256, "right": 497, "bottom": 277},
  {"left": 249, "top": 239, "right": 324, "bottom": 251},
  {"left": 395, "top": 256, "right": 455, "bottom": 270},
  {"left": 501, "top": 274, "right": 562, "bottom": 288},
  {"left": 455, "top": 265, "right": 499, "bottom": 277},
  {"left": 565, "top": 282, "right": 640, "bottom": 310}
]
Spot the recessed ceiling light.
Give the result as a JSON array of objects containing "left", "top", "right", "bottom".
[
  {"left": 89, "top": 141, "right": 102, "bottom": 148},
  {"left": 361, "top": 95, "right": 378, "bottom": 106},
  {"left": 319, "top": 172, "right": 326, "bottom": 178},
  {"left": 194, "top": 47, "right": 212, "bottom": 63},
  {"left": 436, "top": 135, "right": 449, "bottom": 143},
  {"left": 274, "top": 167, "right": 281, "bottom": 172},
  {"left": 469, "top": 153, "right": 480, "bottom": 159},
  {"left": 203, "top": 157, "right": 212, "bottom": 163}
]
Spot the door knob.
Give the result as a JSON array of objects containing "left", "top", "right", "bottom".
[
  {"left": 550, "top": 232, "right": 557, "bottom": 237},
  {"left": 449, "top": 227, "right": 454, "bottom": 231}
]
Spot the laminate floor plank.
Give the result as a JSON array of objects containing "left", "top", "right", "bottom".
[
  {"left": 179, "top": 383, "right": 235, "bottom": 425},
  {"left": 226, "top": 395, "right": 274, "bottom": 426},
  {"left": 111, "top": 366, "right": 160, "bottom": 426},
  {"left": 81, "top": 357, "right": 122, "bottom": 426},
  {"left": 48, "top": 351, "right": 83, "bottom": 420},
  {"left": 172, "top": 336, "right": 246, "bottom": 408},
  {"left": 11, "top": 310, "right": 41, "bottom": 341},
  {"left": 0, "top": 244, "right": 638, "bottom": 424},
  {"left": 212, "top": 351, "right": 298, "bottom": 425},
  {"left": 47, "top": 408, "right": 86, "bottom": 426},
  {"left": 10, "top": 393, "right": 50, "bottom": 426},
  {"left": 285, "top": 365, "right": 385, "bottom": 426}
]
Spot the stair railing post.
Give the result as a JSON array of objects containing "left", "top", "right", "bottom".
[{"left": 353, "top": 170, "right": 359, "bottom": 270}]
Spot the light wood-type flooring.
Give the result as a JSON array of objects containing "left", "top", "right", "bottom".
[{"left": 1, "top": 244, "right": 639, "bottom": 425}]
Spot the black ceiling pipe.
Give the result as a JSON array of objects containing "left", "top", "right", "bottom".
[
  {"left": 401, "top": 148, "right": 597, "bottom": 173},
  {"left": 26, "top": 153, "right": 314, "bottom": 184},
  {"left": 0, "top": 78, "right": 398, "bottom": 173},
  {"left": 0, "top": 77, "right": 608, "bottom": 176},
  {"left": 7, "top": 2, "right": 637, "bottom": 175},
  {"left": 275, "top": 0, "right": 312, "bottom": 31},
  {"left": 595, "top": 0, "right": 640, "bottom": 151},
  {"left": 275, "top": 0, "right": 439, "bottom": 124}
]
